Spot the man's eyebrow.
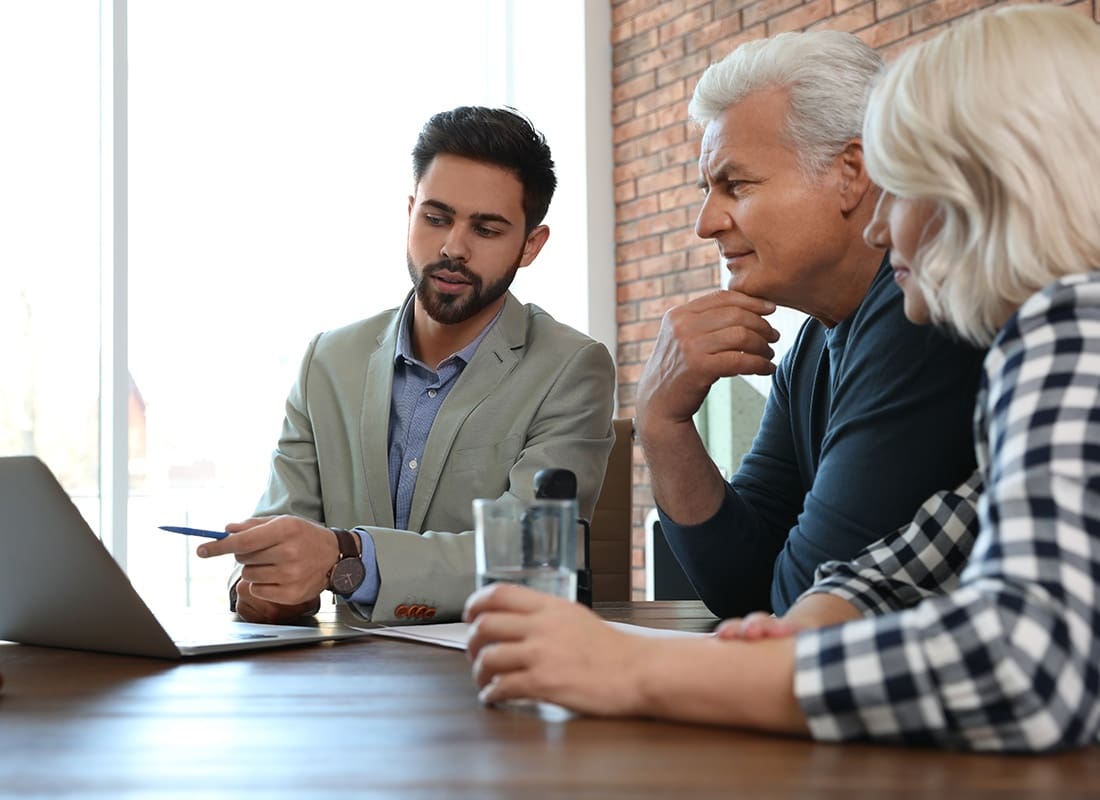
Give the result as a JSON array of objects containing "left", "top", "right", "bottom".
[
  {"left": 470, "top": 212, "right": 513, "bottom": 227},
  {"left": 699, "top": 159, "right": 764, "bottom": 189},
  {"left": 421, "top": 199, "right": 514, "bottom": 227},
  {"left": 422, "top": 199, "right": 456, "bottom": 215}
]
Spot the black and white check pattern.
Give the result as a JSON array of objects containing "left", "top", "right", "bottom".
[{"left": 792, "top": 272, "right": 1100, "bottom": 751}]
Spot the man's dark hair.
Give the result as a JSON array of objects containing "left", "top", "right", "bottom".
[{"left": 412, "top": 106, "right": 557, "bottom": 233}]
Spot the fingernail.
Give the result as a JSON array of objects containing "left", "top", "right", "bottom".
[{"left": 197, "top": 546, "right": 208, "bottom": 557}]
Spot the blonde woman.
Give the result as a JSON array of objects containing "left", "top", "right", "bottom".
[{"left": 464, "top": 4, "right": 1100, "bottom": 751}]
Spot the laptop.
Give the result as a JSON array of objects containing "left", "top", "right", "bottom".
[{"left": 0, "top": 455, "right": 369, "bottom": 659}]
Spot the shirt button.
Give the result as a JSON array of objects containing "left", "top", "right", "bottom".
[
  {"left": 409, "top": 458, "right": 418, "bottom": 470},
  {"left": 427, "top": 389, "right": 437, "bottom": 398}
]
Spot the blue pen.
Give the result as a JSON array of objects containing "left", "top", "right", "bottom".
[{"left": 159, "top": 525, "right": 230, "bottom": 540}]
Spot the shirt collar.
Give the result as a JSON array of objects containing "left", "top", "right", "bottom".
[{"left": 394, "top": 291, "right": 506, "bottom": 370}]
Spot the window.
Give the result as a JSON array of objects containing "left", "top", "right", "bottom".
[
  {"left": 0, "top": 2, "right": 102, "bottom": 528},
  {"left": 2, "top": 0, "right": 611, "bottom": 609}
]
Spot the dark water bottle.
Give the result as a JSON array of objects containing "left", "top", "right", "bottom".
[{"left": 532, "top": 468, "right": 592, "bottom": 607}]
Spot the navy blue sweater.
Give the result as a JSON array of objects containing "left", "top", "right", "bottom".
[{"left": 659, "top": 257, "right": 985, "bottom": 617}]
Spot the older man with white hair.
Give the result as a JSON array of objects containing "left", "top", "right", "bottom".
[{"left": 637, "top": 30, "right": 984, "bottom": 618}]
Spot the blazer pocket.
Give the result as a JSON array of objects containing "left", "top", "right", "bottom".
[{"left": 448, "top": 434, "right": 523, "bottom": 472}]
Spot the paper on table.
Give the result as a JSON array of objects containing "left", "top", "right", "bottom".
[{"left": 360, "top": 620, "right": 708, "bottom": 651}]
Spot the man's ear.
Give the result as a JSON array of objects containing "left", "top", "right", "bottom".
[
  {"left": 837, "top": 140, "right": 872, "bottom": 214},
  {"left": 518, "top": 225, "right": 550, "bottom": 267},
  {"left": 407, "top": 195, "right": 415, "bottom": 216}
]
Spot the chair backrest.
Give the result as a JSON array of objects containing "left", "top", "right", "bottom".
[{"left": 587, "top": 417, "right": 634, "bottom": 602}]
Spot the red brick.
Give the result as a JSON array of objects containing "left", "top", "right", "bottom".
[
  {"left": 637, "top": 251, "right": 689, "bottom": 278},
  {"left": 613, "top": 101, "right": 637, "bottom": 127},
  {"left": 659, "top": 182, "right": 703, "bottom": 212},
  {"left": 613, "top": 152, "right": 664, "bottom": 183},
  {"left": 743, "top": 0, "right": 803, "bottom": 28},
  {"left": 637, "top": 164, "right": 688, "bottom": 197},
  {"left": 621, "top": 208, "right": 690, "bottom": 240},
  {"left": 834, "top": 0, "right": 869, "bottom": 10},
  {"left": 613, "top": 71, "right": 657, "bottom": 103},
  {"left": 632, "top": 122, "right": 689, "bottom": 158},
  {"left": 615, "top": 179, "right": 638, "bottom": 205},
  {"left": 809, "top": 1, "right": 877, "bottom": 30},
  {"left": 659, "top": 5, "right": 716, "bottom": 43},
  {"left": 661, "top": 140, "right": 701, "bottom": 168},
  {"left": 706, "top": 23, "right": 768, "bottom": 61},
  {"left": 656, "top": 49, "right": 711, "bottom": 86},
  {"left": 714, "top": 0, "right": 766, "bottom": 12},
  {"left": 856, "top": 15, "right": 911, "bottom": 46},
  {"left": 619, "top": 318, "right": 663, "bottom": 343},
  {"left": 617, "top": 340, "right": 647, "bottom": 363},
  {"left": 614, "top": 29, "right": 661, "bottom": 67},
  {"left": 640, "top": 293, "right": 687, "bottom": 320},
  {"left": 611, "top": 20, "right": 635, "bottom": 46},
  {"left": 767, "top": 0, "right": 833, "bottom": 33},
  {"left": 614, "top": 112, "right": 660, "bottom": 145},
  {"left": 910, "top": 0, "right": 995, "bottom": 31},
  {"left": 617, "top": 194, "right": 662, "bottom": 223},
  {"left": 1061, "top": 0, "right": 1094, "bottom": 19},
  {"left": 688, "top": 244, "right": 719, "bottom": 268},
  {"left": 618, "top": 361, "right": 649, "bottom": 385},
  {"left": 879, "top": 22, "right": 944, "bottom": 59},
  {"left": 664, "top": 267, "right": 719, "bottom": 294},
  {"left": 662, "top": 226, "right": 703, "bottom": 253},
  {"left": 875, "top": 0, "right": 927, "bottom": 20},
  {"left": 626, "top": 40, "right": 689, "bottom": 79},
  {"left": 615, "top": 0, "right": 667, "bottom": 21},
  {"left": 617, "top": 303, "right": 640, "bottom": 326},
  {"left": 635, "top": 80, "right": 691, "bottom": 117},
  {"left": 617, "top": 277, "right": 665, "bottom": 303},
  {"left": 688, "top": 9, "right": 746, "bottom": 51},
  {"left": 658, "top": 102, "right": 691, "bottom": 129},
  {"left": 618, "top": 236, "right": 663, "bottom": 263},
  {"left": 635, "top": 0, "right": 688, "bottom": 35},
  {"left": 616, "top": 260, "right": 642, "bottom": 282}
]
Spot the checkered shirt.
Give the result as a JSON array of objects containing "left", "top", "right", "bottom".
[{"left": 792, "top": 272, "right": 1100, "bottom": 751}]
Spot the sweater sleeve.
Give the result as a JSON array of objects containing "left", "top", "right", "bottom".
[
  {"left": 794, "top": 278, "right": 1100, "bottom": 751},
  {"left": 661, "top": 266, "right": 985, "bottom": 617}
]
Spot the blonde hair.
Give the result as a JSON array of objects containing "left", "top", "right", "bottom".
[
  {"left": 863, "top": 4, "right": 1100, "bottom": 346},
  {"left": 690, "top": 30, "right": 882, "bottom": 177}
]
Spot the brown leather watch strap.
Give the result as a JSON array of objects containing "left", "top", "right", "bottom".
[
  {"left": 326, "top": 528, "right": 366, "bottom": 596},
  {"left": 330, "top": 527, "right": 360, "bottom": 560}
]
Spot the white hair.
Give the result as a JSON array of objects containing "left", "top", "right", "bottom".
[
  {"left": 863, "top": 4, "right": 1100, "bottom": 346},
  {"left": 689, "top": 30, "right": 883, "bottom": 177}
]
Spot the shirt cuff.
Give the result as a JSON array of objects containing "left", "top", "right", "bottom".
[{"left": 347, "top": 527, "right": 381, "bottom": 606}]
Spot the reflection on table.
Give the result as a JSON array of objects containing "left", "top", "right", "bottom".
[{"left": 1, "top": 601, "right": 1097, "bottom": 798}]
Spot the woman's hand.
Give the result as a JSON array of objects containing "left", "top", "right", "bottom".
[{"left": 464, "top": 583, "right": 654, "bottom": 716}]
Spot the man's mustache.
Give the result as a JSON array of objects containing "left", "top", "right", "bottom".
[{"left": 425, "top": 259, "right": 479, "bottom": 284}]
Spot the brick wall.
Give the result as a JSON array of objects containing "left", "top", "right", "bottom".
[{"left": 611, "top": 0, "right": 1100, "bottom": 598}]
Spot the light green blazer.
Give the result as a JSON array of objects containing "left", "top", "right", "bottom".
[{"left": 254, "top": 292, "right": 616, "bottom": 623}]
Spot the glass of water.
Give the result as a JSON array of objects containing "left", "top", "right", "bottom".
[
  {"left": 472, "top": 496, "right": 578, "bottom": 720},
  {"left": 473, "top": 497, "right": 578, "bottom": 600}
]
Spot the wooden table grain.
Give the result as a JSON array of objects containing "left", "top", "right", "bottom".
[{"left": 1, "top": 601, "right": 1097, "bottom": 798}]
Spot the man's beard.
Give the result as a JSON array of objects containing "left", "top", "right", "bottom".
[{"left": 407, "top": 253, "right": 521, "bottom": 324}]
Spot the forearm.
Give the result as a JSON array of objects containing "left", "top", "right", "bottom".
[
  {"left": 634, "top": 636, "right": 808, "bottom": 735},
  {"left": 781, "top": 592, "right": 862, "bottom": 630},
  {"left": 639, "top": 416, "right": 727, "bottom": 525}
]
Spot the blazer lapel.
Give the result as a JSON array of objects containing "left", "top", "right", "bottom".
[
  {"left": 359, "top": 312, "right": 401, "bottom": 529},
  {"left": 405, "top": 293, "right": 527, "bottom": 531}
]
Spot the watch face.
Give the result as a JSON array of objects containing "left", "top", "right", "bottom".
[{"left": 331, "top": 557, "right": 366, "bottom": 596}]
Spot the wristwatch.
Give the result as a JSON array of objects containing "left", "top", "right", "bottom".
[{"left": 327, "top": 527, "right": 366, "bottom": 597}]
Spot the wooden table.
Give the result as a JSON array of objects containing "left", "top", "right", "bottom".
[{"left": 1, "top": 601, "right": 1097, "bottom": 798}]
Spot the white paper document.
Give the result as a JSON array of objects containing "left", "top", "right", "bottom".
[{"left": 361, "top": 620, "right": 709, "bottom": 650}]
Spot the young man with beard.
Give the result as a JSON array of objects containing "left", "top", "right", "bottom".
[{"left": 198, "top": 106, "right": 616, "bottom": 625}]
